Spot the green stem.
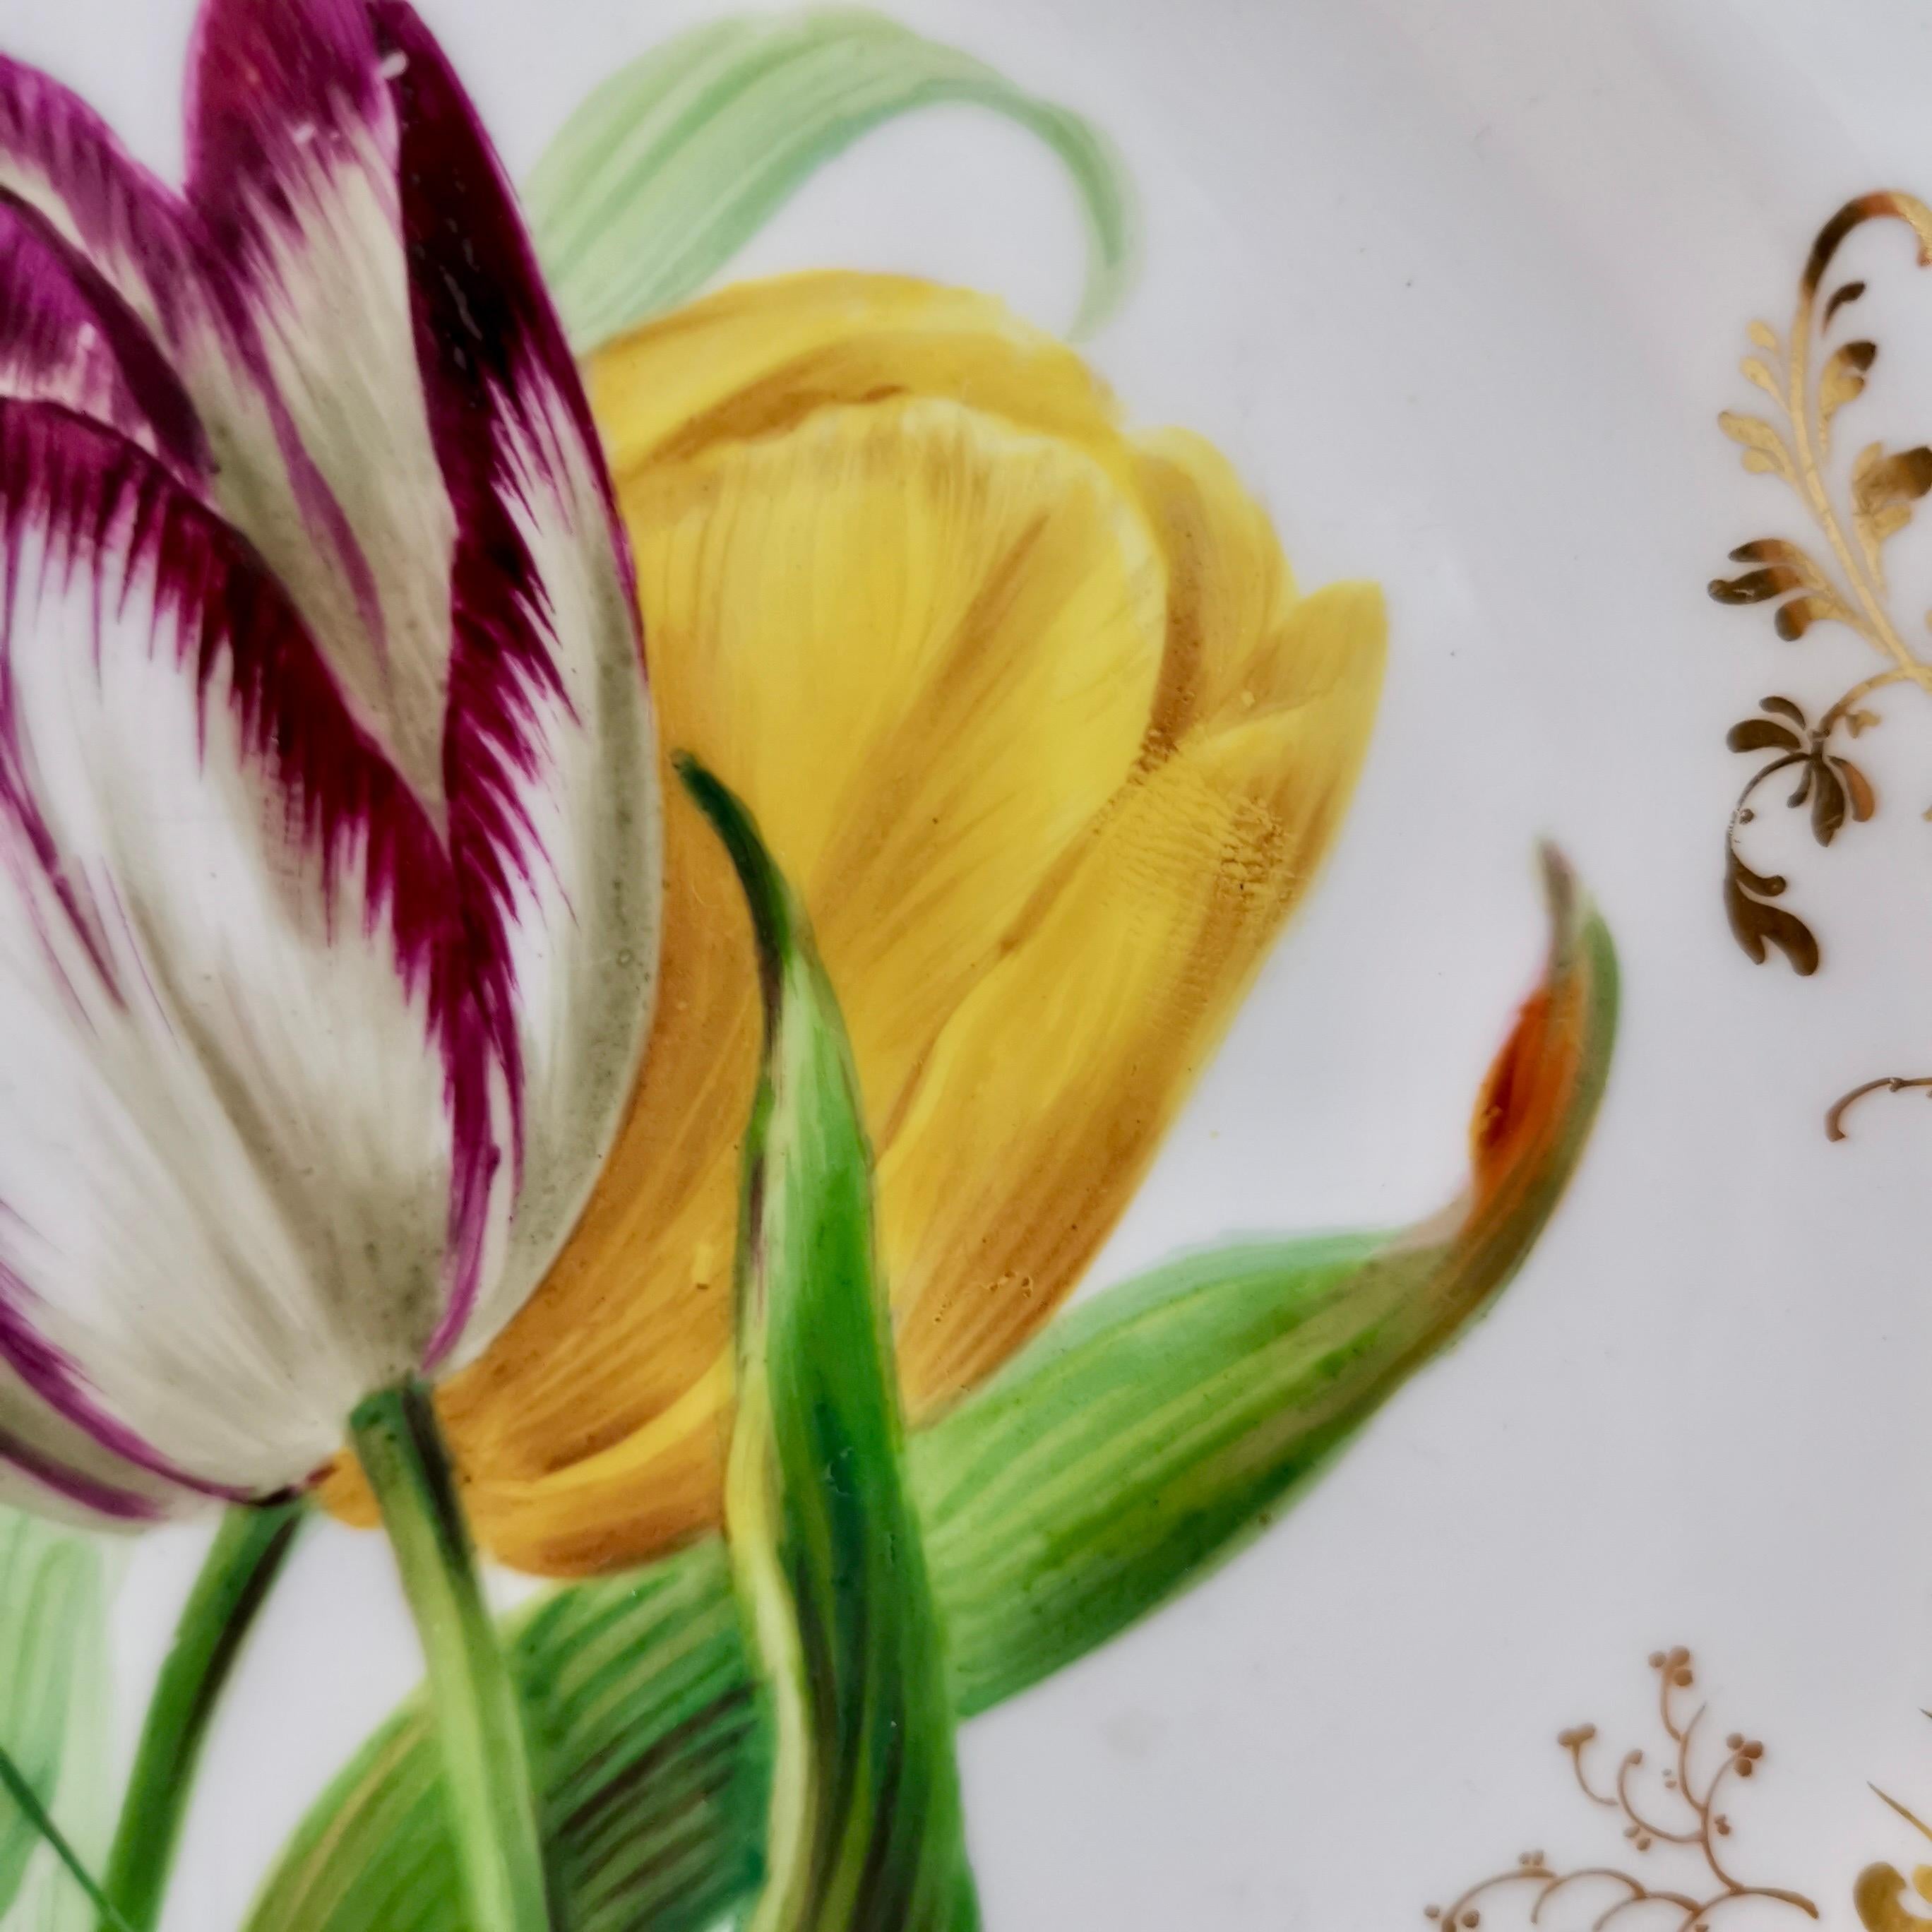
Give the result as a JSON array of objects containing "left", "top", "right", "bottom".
[
  {"left": 349, "top": 1382, "right": 550, "bottom": 1932},
  {"left": 100, "top": 1499, "right": 305, "bottom": 1932}
]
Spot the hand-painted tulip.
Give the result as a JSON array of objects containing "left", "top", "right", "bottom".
[
  {"left": 321, "top": 271, "right": 1388, "bottom": 1575},
  {"left": 0, "top": 0, "right": 657, "bottom": 1530},
  {"left": 0, "top": 6, "right": 657, "bottom": 1926}
]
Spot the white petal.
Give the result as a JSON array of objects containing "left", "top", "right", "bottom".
[
  {"left": 370, "top": 2, "right": 660, "bottom": 1362},
  {"left": 450, "top": 417, "right": 660, "bottom": 1361},
  {"left": 181, "top": 0, "right": 456, "bottom": 811},
  {"left": 0, "top": 25, "right": 460, "bottom": 812},
  {"left": 0, "top": 402, "right": 506, "bottom": 1494}
]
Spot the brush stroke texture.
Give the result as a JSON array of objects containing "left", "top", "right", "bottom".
[
  {"left": 342, "top": 272, "right": 1386, "bottom": 1575},
  {"left": 249, "top": 861, "right": 1616, "bottom": 1932},
  {"left": 0, "top": 0, "right": 657, "bottom": 1519}
]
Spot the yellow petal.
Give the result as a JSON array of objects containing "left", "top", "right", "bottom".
[
  {"left": 874, "top": 430, "right": 1383, "bottom": 1414},
  {"left": 436, "top": 780, "right": 751, "bottom": 1479},
  {"left": 1133, "top": 428, "right": 1304, "bottom": 738},
  {"left": 888, "top": 582, "right": 1386, "bottom": 1412},
  {"left": 589, "top": 271, "right": 1126, "bottom": 482},
  {"left": 628, "top": 395, "right": 1167, "bottom": 965}
]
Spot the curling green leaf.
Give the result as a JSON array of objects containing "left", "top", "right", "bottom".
[
  {"left": 246, "top": 859, "right": 1616, "bottom": 1932},
  {"left": 526, "top": 8, "right": 1135, "bottom": 349}
]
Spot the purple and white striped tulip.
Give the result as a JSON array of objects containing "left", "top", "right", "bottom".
[{"left": 0, "top": 0, "right": 659, "bottom": 1525}]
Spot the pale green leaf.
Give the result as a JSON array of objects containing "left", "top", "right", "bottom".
[
  {"left": 526, "top": 8, "right": 1135, "bottom": 350},
  {"left": 0, "top": 1513, "right": 109, "bottom": 1931}
]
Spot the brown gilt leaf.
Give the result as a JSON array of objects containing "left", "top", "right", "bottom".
[
  {"left": 1819, "top": 340, "right": 1877, "bottom": 446},
  {"left": 1760, "top": 695, "right": 1808, "bottom": 724},
  {"left": 1726, "top": 717, "right": 1803, "bottom": 753},
  {"left": 1709, "top": 566, "right": 1805, "bottom": 606},
  {"left": 1725, "top": 852, "right": 1820, "bottom": 974},
  {"left": 1836, "top": 757, "right": 1878, "bottom": 821},
  {"left": 1773, "top": 591, "right": 1845, "bottom": 640},
  {"left": 1852, "top": 442, "right": 1932, "bottom": 511},
  {"left": 1727, "top": 540, "right": 1827, "bottom": 588},
  {"left": 1851, "top": 443, "right": 1932, "bottom": 584},
  {"left": 1811, "top": 763, "right": 1847, "bottom": 845},
  {"left": 1823, "top": 280, "right": 1866, "bottom": 326},
  {"left": 1730, "top": 854, "right": 1787, "bottom": 898}
]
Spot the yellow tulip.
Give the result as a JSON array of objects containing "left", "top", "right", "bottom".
[{"left": 323, "top": 270, "right": 1387, "bottom": 1576}]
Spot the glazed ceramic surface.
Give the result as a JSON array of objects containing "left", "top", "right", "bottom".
[{"left": 3, "top": 1, "right": 1926, "bottom": 1927}]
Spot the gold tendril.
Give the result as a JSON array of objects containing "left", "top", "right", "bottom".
[
  {"left": 1824, "top": 1076, "right": 1932, "bottom": 1142},
  {"left": 1424, "top": 1649, "right": 1818, "bottom": 1932}
]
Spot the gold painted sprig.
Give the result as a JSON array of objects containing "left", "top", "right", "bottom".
[
  {"left": 1424, "top": 1648, "right": 1817, "bottom": 1932},
  {"left": 1722, "top": 693, "right": 1876, "bottom": 975},
  {"left": 1711, "top": 194, "right": 1932, "bottom": 979}
]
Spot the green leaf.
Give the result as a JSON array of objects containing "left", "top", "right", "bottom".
[
  {"left": 684, "top": 756, "right": 976, "bottom": 1931},
  {"left": 525, "top": 8, "right": 1136, "bottom": 350},
  {"left": 245, "top": 859, "right": 1616, "bottom": 1932},
  {"left": 0, "top": 1512, "right": 109, "bottom": 1932}
]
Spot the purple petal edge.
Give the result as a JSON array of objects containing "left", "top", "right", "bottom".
[
  {"left": 0, "top": 1261, "right": 256, "bottom": 1504},
  {"left": 0, "top": 189, "right": 209, "bottom": 475},
  {"left": 374, "top": 0, "right": 639, "bottom": 1363},
  {"left": 0, "top": 25, "right": 396, "bottom": 782},
  {"left": 0, "top": 1421, "right": 167, "bottom": 1522},
  {"left": 0, "top": 397, "right": 507, "bottom": 1393},
  {"left": 184, "top": 0, "right": 385, "bottom": 244},
  {"left": 0, "top": 52, "right": 192, "bottom": 328}
]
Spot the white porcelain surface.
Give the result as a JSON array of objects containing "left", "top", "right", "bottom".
[{"left": 8, "top": 1, "right": 1928, "bottom": 1925}]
